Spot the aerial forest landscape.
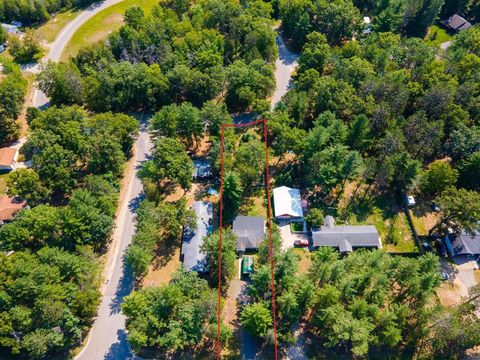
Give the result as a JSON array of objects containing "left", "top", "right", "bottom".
[{"left": 0, "top": 0, "right": 480, "bottom": 359}]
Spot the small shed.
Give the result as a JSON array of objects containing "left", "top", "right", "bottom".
[
  {"left": 443, "top": 14, "right": 472, "bottom": 32},
  {"left": 273, "top": 186, "right": 304, "bottom": 221},
  {"left": 241, "top": 256, "right": 254, "bottom": 276}
]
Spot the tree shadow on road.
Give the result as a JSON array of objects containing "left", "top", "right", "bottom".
[
  {"left": 103, "top": 329, "right": 133, "bottom": 360},
  {"left": 109, "top": 257, "right": 134, "bottom": 315}
]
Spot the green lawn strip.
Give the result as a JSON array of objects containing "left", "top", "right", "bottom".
[
  {"left": 425, "top": 25, "right": 452, "bottom": 47},
  {"left": 60, "top": 0, "right": 158, "bottom": 61},
  {"left": 34, "top": 9, "right": 82, "bottom": 43},
  {"left": 0, "top": 173, "right": 8, "bottom": 195}
]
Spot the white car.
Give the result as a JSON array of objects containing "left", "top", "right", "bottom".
[{"left": 405, "top": 195, "right": 416, "bottom": 207}]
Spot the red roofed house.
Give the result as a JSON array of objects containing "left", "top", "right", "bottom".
[
  {"left": 0, "top": 196, "right": 26, "bottom": 225},
  {"left": 0, "top": 147, "right": 18, "bottom": 172}
]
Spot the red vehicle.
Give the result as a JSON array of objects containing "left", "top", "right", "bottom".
[{"left": 294, "top": 239, "right": 309, "bottom": 247}]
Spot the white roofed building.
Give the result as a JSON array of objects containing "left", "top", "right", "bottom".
[{"left": 273, "top": 186, "right": 304, "bottom": 221}]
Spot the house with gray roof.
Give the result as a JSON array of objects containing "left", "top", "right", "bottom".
[
  {"left": 443, "top": 14, "right": 472, "bottom": 32},
  {"left": 312, "top": 216, "right": 381, "bottom": 253},
  {"left": 445, "top": 231, "right": 480, "bottom": 257},
  {"left": 233, "top": 216, "right": 265, "bottom": 254},
  {"left": 181, "top": 201, "right": 212, "bottom": 272}
]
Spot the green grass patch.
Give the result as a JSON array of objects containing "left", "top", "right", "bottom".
[
  {"left": 34, "top": 9, "right": 82, "bottom": 43},
  {"left": 425, "top": 25, "right": 452, "bottom": 47},
  {"left": 346, "top": 193, "right": 419, "bottom": 253},
  {"left": 60, "top": 0, "right": 159, "bottom": 61},
  {"left": 239, "top": 189, "right": 267, "bottom": 218},
  {"left": 0, "top": 173, "right": 9, "bottom": 195}
]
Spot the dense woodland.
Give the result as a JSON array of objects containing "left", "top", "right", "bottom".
[
  {"left": 0, "top": 105, "right": 138, "bottom": 358},
  {"left": 1, "top": 0, "right": 480, "bottom": 358},
  {"left": 0, "top": 58, "right": 27, "bottom": 147},
  {"left": 0, "top": 0, "right": 95, "bottom": 24}
]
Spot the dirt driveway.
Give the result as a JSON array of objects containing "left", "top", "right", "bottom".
[{"left": 437, "top": 256, "right": 479, "bottom": 306}]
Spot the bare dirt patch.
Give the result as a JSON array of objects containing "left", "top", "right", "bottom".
[{"left": 141, "top": 247, "right": 181, "bottom": 288}]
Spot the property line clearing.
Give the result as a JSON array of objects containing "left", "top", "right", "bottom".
[{"left": 216, "top": 119, "right": 279, "bottom": 360}]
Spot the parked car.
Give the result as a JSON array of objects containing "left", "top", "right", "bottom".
[
  {"left": 294, "top": 239, "right": 309, "bottom": 247},
  {"left": 405, "top": 194, "right": 416, "bottom": 207},
  {"left": 440, "top": 271, "right": 449, "bottom": 281}
]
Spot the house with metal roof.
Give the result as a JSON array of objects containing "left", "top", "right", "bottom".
[
  {"left": 273, "top": 186, "right": 304, "bottom": 221},
  {"left": 443, "top": 14, "right": 472, "bottom": 32},
  {"left": 233, "top": 215, "right": 265, "bottom": 254},
  {"left": 181, "top": 201, "right": 212, "bottom": 272},
  {"left": 312, "top": 216, "right": 381, "bottom": 253}
]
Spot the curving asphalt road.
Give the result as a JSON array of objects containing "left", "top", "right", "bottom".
[{"left": 33, "top": 0, "right": 124, "bottom": 108}]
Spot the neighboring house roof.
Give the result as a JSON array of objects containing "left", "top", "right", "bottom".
[
  {"left": 233, "top": 216, "right": 265, "bottom": 252},
  {"left": 181, "top": 201, "right": 212, "bottom": 272},
  {"left": 0, "top": 148, "right": 17, "bottom": 168},
  {"left": 193, "top": 158, "right": 211, "bottom": 179},
  {"left": 445, "top": 14, "right": 472, "bottom": 31},
  {"left": 449, "top": 231, "right": 480, "bottom": 256},
  {"left": 0, "top": 196, "right": 26, "bottom": 223},
  {"left": 273, "top": 186, "right": 304, "bottom": 218},
  {"left": 312, "top": 216, "right": 380, "bottom": 252},
  {"left": 1, "top": 23, "right": 21, "bottom": 34}
]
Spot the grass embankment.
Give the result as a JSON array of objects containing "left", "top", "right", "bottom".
[
  {"left": 60, "top": 0, "right": 158, "bottom": 61},
  {"left": 34, "top": 9, "right": 82, "bottom": 43}
]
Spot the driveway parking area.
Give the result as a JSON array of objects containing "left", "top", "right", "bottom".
[{"left": 277, "top": 220, "right": 311, "bottom": 250}]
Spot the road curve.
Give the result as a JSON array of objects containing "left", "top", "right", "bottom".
[{"left": 34, "top": 0, "right": 124, "bottom": 108}]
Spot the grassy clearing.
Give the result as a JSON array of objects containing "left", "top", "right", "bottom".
[
  {"left": 292, "top": 247, "right": 312, "bottom": 274},
  {"left": 345, "top": 192, "right": 419, "bottom": 253},
  {"left": 239, "top": 189, "right": 267, "bottom": 218},
  {"left": 0, "top": 174, "right": 8, "bottom": 195},
  {"left": 34, "top": 9, "right": 81, "bottom": 43},
  {"left": 61, "top": 0, "right": 159, "bottom": 61},
  {"left": 425, "top": 25, "right": 452, "bottom": 47}
]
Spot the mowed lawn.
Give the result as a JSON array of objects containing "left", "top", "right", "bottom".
[
  {"left": 60, "top": 0, "right": 159, "bottom": 61},
  {"left": 34, "top": 9, "right": 82, "bottom": 43},
  {"left": 425, "top": 25, "right": 452, "bottom": 47}
]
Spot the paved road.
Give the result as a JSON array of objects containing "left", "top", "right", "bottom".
[
  {"left": 271, "top": 33, "right": 299, "bottom": 108},
  {"left": 76, "top": 123, "right": 152, "bottom": 360},
  {"left": 34, "top": 0, "right": 124, "bottom": 108}
]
